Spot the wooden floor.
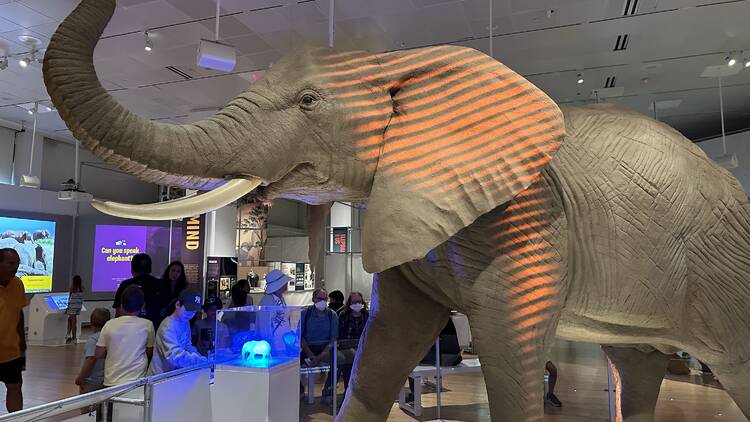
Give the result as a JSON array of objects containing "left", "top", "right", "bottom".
[{"left": 0, "top": 337, "right": 746, "bottom": 421}]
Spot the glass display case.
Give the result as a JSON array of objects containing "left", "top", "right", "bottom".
[{"left": 215, "top": 305, "right": 303, "bottom": 369}]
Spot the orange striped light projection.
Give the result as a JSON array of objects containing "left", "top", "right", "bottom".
[
  {"left": 314, "top": 45, "right": 563, "bottom": 209},
  {"left": 490, "top": 184, "right": 561, "bottom": 421}
]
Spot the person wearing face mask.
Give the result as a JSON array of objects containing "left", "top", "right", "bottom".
[
  {"left": 300, "top": 288, "right": 339, "bottom": 403},
  {"left": 336, "top": 292, "right": 369, "bottom": 394},
  {"left": 148, "top": 289, "right": 208, "bottom": 375}
]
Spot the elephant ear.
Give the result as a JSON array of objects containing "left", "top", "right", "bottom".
[{"left": 361, "top": 47, "right": 565, "bottom": 273}]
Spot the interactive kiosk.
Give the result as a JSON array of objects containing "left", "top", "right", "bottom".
[{"left": 28, "top": 293, "right": 85, "bottom": 346}]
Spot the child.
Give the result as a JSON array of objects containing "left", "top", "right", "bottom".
[
  {"left": 95, "top": 285, "right": 155, "bottom": 386},
  {"left": 148, "top": 289, "right": 207, "bottom": 375},
  {"left": 191, "top": 296, "right": 229, "bottom": 357},
  {"left": 66, "top": 275, "right": 85, "bottom": 343},
  {"left": 74, "top": 308, "right": 111, "bottom": 419}
]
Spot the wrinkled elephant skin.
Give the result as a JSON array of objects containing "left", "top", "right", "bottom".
[{"left": 44, "top": 1, "right": 750, "bottom": 421}]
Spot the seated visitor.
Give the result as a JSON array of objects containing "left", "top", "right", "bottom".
[
  {"left": 545, "top": 361, "right": 562, "bottom": 407},
  {"left": 96, "top": 286, "right": 155, "bottom": 387},
  {"left": 74, "top": 308, "right": 111, "bottom": 420},
  {"left": 192, "top": 296, "right": 229, "bottom": 357},
  {"left": 328, "top": 290, "right": 345, "bottom": 313},
  {"left": 301, "top": 288, "right": 339, "bottom": 403},
  {"left": 148, "top": 290, "right": 208, "bottom": 375},
  {"left": 336, "top": 292, "right": 369, "bottom": 393}
]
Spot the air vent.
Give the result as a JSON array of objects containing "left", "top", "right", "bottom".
[
  {"left": 622, "top": 0, "right": 639, "bottom": 15},
  {"left": 604, "top": 76, "right": 616, "bottom": 88},
  {"left": 165, "top": 66, "right": 193, "bottom": 80},
  {"left": 613, "top": 34, "right": 629, "bottom": 51}
]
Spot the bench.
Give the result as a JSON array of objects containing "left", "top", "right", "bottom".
[
  {"left": 398, "top": 358, "right": 482, "bottom": 416},
  {"left": 300, "top": 364, "right": 332, "bottom": 404}
]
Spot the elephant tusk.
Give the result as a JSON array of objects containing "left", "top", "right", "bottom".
[{"left": 91, "top": 178, "right": 263, "bottom": 221}]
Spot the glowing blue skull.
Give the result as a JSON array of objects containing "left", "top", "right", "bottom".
[{"left": 242, "top": 340, "right": 271, "bottom": 364}]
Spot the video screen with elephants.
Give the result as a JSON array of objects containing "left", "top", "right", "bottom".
[{"left": 0, "top": 216, "right": 56, "bottom": 293}]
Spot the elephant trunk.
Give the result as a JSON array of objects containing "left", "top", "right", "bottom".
[{"left": 43, "top": 0, "right": 255, "bottom": 190}]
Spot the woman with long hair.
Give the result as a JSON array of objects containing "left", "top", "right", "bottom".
[
  {"left": 66, "top": 275, "right": 84, "bottom": 343},
  {"left": 161, "top": 261, "right": 187, "bottom": 300},
  {"left": 336, "top": 292, "right": 369, "bottom": 393}
]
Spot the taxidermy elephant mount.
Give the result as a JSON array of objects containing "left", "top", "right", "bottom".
[{"left": 45, "top": 1, "right": 750, "bottom": 421}]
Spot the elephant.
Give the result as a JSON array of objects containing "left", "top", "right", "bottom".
[
  {"left": 44, "top": 1, "right": 750, "bottom": 421},
  {"left": 0, "top": 230, "right": 30, "bottom": 244},
  {"left": 32, "top": 230, "right": 51, "bottom": 242}
]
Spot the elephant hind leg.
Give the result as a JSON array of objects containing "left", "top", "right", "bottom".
[
  {"left": 601, "top": 345, "right": 670, "bottom": 422},
  {"left": 699, "top": 356, "right": 750, "bottom": 418}
]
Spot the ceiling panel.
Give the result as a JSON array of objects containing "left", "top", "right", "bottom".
[{"left": 0, "top": 0, "right": 747, "bottom": 142}]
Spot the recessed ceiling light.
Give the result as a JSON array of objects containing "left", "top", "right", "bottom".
[
  {"left": 576, "top": 73, "right": 584, "bottom": 84},
  {"left": 726, "top": 53, "right": 737, "bottom": 67},
  {"left": 744, "top": 58, "right": 750, "bottom": 68},
  {"left": 144, "top": 31, "right": 153, "bottom": 52},
  {"left": 19, "top": 57, "right": 30, "bottom": 68}
]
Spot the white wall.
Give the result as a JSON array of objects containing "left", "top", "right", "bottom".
[
  {"left": 206, "top": 204, "right": 237, "bottom": 258},
  {"left": 0, "top": 125, "right": 16, "bottom": 184},
  {"left": 697, "top": 130, "right": 750, "bottom": 194}
]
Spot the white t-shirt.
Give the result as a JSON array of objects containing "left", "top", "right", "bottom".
[{"left": 97, "top": 316, "right": 155, "bottom": 386}]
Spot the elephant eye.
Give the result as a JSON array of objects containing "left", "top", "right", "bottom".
[{"left": 299, "top": 92, "right": 320, "bottom": 110}]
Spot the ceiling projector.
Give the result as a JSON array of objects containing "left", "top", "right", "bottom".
[
  {"left": 197, "top": 39, "right": 236, "bottom": 72},
  {"left": 714, "top": 153, "right": 739, "bottom": 170}
]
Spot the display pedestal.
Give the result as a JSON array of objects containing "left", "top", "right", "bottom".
[
  {"left": 27, "top": 294, "right": 84, "bottom": 346},
  {"left": 212, "top": 359, "right": 299, "bottom": 422}
]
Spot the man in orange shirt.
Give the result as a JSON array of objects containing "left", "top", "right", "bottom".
[{"left": 0, "top": 248, "right": 28, "bottom": 413}]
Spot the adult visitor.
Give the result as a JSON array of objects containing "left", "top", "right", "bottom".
[
  {"left": 66, "top": 275, "right": 85, "bottom": 343},
  {"left": 148, "top": 290, "right": 208, "bottom": 375},
  {"left": 161, "top": 261, "right": 187, "bottom": 301},
  {"left": 328, "top": 290, "right": 345, "bottom": 313},
  {"left": 301, "top": 288, "right": 339, "bottom": 404},
  {"left": 257, "top": 270, "right": 293, "bottom": 351},
  {"left": 228, "top": 279, "right": 253, "bottom": 308},
  {"left": 406, "top": 317, "right": 462, "bottom": 404},
  {"left": 336, "top": 292, "right": 369, "bottom": 394},
  {"left": 258, "top": 270, "right": 290, "bottom": 307},
  {"left": 545, "top": 361, "right": 562, "bottom": 407},
  {"left": 0, "top": 248, "right": 27, "bottom": 413},
  {"left": 112, "top": 253, "right": 169, "bottom": 329}
]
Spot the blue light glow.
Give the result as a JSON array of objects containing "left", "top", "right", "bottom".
[
  {"left": 282, "top": 331, "right": 297, "bottom": 347},
  {"left": 242, "top": 340, "right": 271, "bottom": 364}
]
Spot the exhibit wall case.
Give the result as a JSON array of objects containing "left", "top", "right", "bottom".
[{"left": 216, "top": 305, "right": 302, "bottom": 368}]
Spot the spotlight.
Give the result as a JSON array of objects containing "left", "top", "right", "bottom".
[
  {"left": 27, "top": 108, "right": 33, "bottom": 115},
  {"left": 19, "top": 57, "right": 30, "bottom": 68},
  {"left": 726, "top": 54, "right": 737, "bottom": 67},
  {"left": 0, "top": 56, "right": 7, "bottom": 70},
  {"left": 576, "top": 73, "right": 584, "bottom": 84},
  {"left": 744, "top": 58, "right": 750, "bottom": 68},
  {"left": 144, "top": 31, "right": 153, "bottom": 52}
]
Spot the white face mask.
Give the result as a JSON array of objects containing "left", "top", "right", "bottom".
[
  {"left": 349, "top": 303, "right": 364, "bottom": 312},
  {"left": 314, "top": 301, "right": 327, "bottom": 311}
]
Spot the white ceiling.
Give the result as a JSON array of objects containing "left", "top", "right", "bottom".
[{"left": 0, "top": 0, "right": 749, "bottom": 142}]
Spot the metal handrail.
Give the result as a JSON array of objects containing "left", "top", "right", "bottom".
[{"left": 0, "top": 362, "right": 214, "bottom": 422}]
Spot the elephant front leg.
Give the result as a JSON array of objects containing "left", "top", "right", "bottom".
[
  {"left": 337, "top": 268, "right": 450, "bottom": 422},
  {"left": 601, "top": 346, "right": 670, "bottom": 422}
]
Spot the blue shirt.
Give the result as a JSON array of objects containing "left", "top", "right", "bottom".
[
  {"left": 301, "top": 307, "right": 338, "bottom": 346},
  {"left": 82, "top": 332, "right": 105, "bottom": 386}
]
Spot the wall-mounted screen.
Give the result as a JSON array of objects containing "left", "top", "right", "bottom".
[
  {"left": 0, "top": 216, "right": 56, "bottom": 293},
  {"left": 92, "top": 225, "right": 179, "bottom": 292}
]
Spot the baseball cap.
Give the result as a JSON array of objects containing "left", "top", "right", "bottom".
[
  {"left": 178, "top": 289, "right": 202, "bottom": 312},
  {"left": 265, "top": 269, "right": 292, "bottom": 293}
]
